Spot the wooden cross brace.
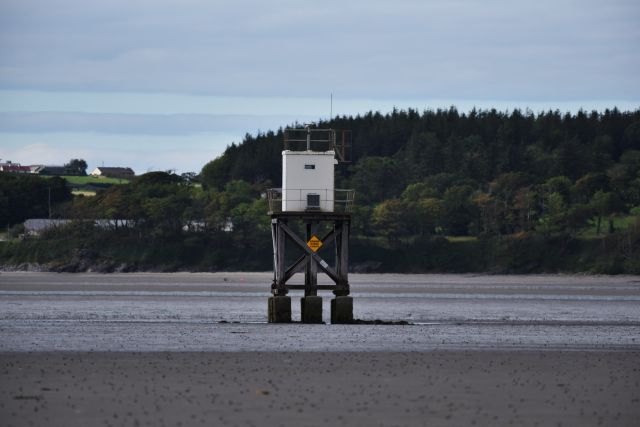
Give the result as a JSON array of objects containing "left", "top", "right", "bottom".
[{"left": 279, "top": 222, "right": 340, "bottom": 284}]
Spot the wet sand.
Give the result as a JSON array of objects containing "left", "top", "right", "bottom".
[
  {"left": 2, "top": 351, "right": 639, "bottom": 427},
  {"left": 1, "top": 272, "right": 639, "bottom": 426},
  {"left": 2, "top": 272, "right": 640, "bottom": 325}
]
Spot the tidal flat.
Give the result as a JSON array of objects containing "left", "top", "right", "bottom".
[{"left": 1, "top": 272, "right": 639, "bottom": 426}]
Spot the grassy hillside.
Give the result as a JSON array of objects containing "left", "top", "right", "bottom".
[
  {"left": 41, "top": 175, "right": 130, "bottom": 196},
  {"left": 60, "top": 175, "right": 130, "bottom": 185}
]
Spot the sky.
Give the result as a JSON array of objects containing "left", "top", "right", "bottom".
[{"left": 0, "top": 0, "right": 639, "bottom": 174}]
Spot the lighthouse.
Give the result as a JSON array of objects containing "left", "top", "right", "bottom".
[{"left": 266, "top": 127, "right": 354, "bottom": 324}]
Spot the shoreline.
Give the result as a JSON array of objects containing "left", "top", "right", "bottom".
[
  {"left": 3, "top": 264, "right": 640, "bottom": 276},
  {"left": 2, "top": 270, "right": 640, "bottom": 278}
]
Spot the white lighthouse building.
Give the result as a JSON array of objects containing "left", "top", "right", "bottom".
[
  {"left": 269, "top": 126, "right": 353, "bottom": 214},
  {"left": 282, "top": 150, "right": 337, "bottom": 212}
]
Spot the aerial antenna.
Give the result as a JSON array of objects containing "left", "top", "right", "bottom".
[{"left": 330, "top": 93, "right": 333, "bottom": 122}]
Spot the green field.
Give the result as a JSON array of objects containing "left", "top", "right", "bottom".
[
  {"left": 62, "top": 175, "right": 130, "bottom": 185},
  {"left": 41, "top": 175, "right": 129, "bottom": 185},
  {"left": 40, "top": 175, "right": 130, "bottom": 197}
]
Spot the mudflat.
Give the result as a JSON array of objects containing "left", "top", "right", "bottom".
[{"left": 1, "top": 272, "right": 639, "bottom": 426}]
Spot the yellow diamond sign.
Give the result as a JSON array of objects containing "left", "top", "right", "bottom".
[{"left": 307, "top": 235, "right": 323, "bottom": 252}]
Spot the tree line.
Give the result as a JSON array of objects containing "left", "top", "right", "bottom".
[{"left": 201, "top": 108, "right": 640, "bottom": 242}]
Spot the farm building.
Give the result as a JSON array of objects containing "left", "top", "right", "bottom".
[
  {"left": 0, "top": 161, "right": 31, "bottom": 174},
  {"left": 90, "top": 167, "right": 135, "bottom": 180},
  {"left": 31, "top": 165, "right": 68, "bottom": 176}
]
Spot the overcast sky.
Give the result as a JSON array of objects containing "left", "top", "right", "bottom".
[{"left": 1, "top": 0, "right": 639, "bottom": 173}]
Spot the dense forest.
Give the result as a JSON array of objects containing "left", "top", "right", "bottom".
[
  {"left": 202, "top": 107, "right": 640, "bottom": 240},
  {"left": 2, "top": 107, "right": 640, "bottom": 273}
]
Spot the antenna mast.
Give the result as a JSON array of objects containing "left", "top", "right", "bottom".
[{"left": 330, "top": 93, "right": 333, "bottom": 122}]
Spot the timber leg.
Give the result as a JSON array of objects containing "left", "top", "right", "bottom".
[
  {"left": 272, "top": 218, "right": 288, "bottom": 296},
  {"left": 334, "top": 220, "right": 350, "bottom": 296}
]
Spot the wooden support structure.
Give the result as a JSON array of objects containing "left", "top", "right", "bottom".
[
  {"left": 268, "top": 126, "right": 354, "bottom": 323},
  {"left": 270, "top": 211, "right": 351, "bottom": 298}
]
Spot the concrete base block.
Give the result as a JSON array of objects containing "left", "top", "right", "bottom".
[
  {"left": 331, "top": 296, "right": 353, "bottom": 324},
  {"left": 268, "top": 296, "right": 291, "bottom": 323},
  {"left": 301, "top": 296, "right": 323, "bottom": 324}
]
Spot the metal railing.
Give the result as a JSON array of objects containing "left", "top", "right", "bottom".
[
  {"left": 284, "top": 128, "right": 352, "bottom": 163},
  {"left": 266, "top": 188, "right": 355, "bottom": 213}
]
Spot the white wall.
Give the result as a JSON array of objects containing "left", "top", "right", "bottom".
[{"left": 282, "top": 151, "right": 336, "bottom": 212}]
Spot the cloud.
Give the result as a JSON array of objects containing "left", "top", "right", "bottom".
[{"left": 1, "top": 0, "right": 638, "bottom": 100}]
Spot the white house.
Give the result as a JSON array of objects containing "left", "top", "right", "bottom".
[{"left": 90, "top": 167, "right": 135, "bottom": 180}]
